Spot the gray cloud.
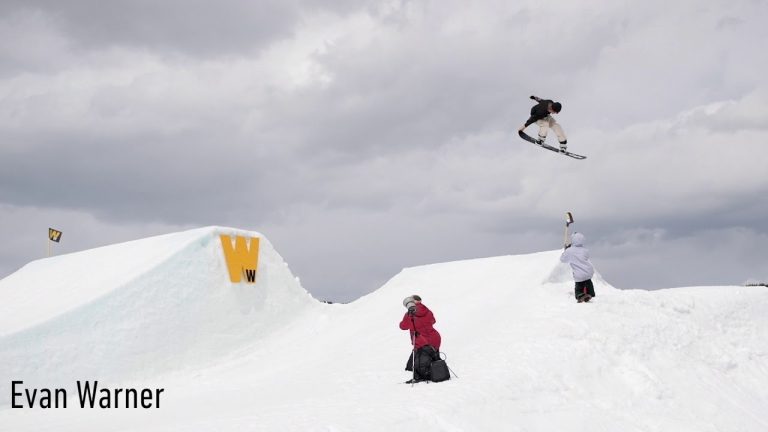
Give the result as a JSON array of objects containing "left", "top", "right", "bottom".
[
  {"left": 594, "top": 226, "right": 768, "bottom": 290},
  {"left": 0, "top": 0, "right": 370, "bottom": 57},
  {"left": 1, "top": 0, "right": 767, "bottom": 301}
]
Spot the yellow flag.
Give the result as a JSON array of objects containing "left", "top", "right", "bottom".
[{"left": 49, "top": 228, "right": 63, "bottom": 243}]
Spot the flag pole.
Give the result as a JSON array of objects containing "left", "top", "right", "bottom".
[
  {"left": 564, "top": 212, "right": 574, "bottom": 246},
  {"left": 47, "top": 228, "right": 62, "bottom": 258}
]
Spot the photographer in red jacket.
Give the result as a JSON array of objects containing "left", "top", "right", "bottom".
[
  {"left": 400, "top": 295, "right": 442, "bottom": 383},
  {"left": 399, "top": 295, "right": 441, "bottom": 351}
]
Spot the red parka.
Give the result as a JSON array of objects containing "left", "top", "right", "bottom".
[{"left": 399, "top": 303, "right": 442, "bottom": 351}]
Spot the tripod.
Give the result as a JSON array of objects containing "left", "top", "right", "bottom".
[{"left": 409, "top": 313, "right": 417, "bottom": 386}]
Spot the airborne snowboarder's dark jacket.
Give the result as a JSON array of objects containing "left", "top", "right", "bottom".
[{"left": 524, "top": 99, "right": 554, "bottom": 127}]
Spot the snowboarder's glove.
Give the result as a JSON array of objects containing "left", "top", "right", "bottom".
[
  {"left": 564, "top": 243, "right": 572, "bottom": 250},
  {"left": 408, "top": 306, "right": 416, "bottom": 315},
  {"left": 530, "top": 95, "right": 540, "bottom": 101}
]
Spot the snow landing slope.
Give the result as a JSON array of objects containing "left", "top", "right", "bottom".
[
  {"left": 0, "top": 226, "right": 317, "bottom": 408},
  {"left": 1, "top": 229, "right": 768, "bottom": 431}
]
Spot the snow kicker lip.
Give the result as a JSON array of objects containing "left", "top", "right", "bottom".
[{"left": 0, "top": 226, "right": 316, "bottom": 408}]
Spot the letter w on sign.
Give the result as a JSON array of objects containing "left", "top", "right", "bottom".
[
  {"left": 220, "top": 235, "right": 260, "bottom": 283},
  {"left": 49, "top": 228, "right": 63, "bottom": 242}
]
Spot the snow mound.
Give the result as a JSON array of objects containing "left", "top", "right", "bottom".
[
  {"left": 0, "top": 226, "right": 317, "bottom": 407},
  {"left": 2, "top": 234, "right": 767, "bottom": 431}
]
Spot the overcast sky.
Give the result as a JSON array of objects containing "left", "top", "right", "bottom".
[{"left": 1, "top": 0, "right": 767, "bottom": 302}]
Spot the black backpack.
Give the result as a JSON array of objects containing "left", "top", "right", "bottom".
[
  {"left": 406, "top": 346, "right": 451, "bottom": 382},
  {"left": 430, "top": 358, "right": 450, "bottom": 382}
]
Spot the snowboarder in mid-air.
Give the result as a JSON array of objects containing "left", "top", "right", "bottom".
[{"left": 518, "top": 95, "right": 568, "bottom": 152}]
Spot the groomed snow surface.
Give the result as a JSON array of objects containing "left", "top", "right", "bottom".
[{"left": 1, "top": 227, "right": 767, "bottom": 431}]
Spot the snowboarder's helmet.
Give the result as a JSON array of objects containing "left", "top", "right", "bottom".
[{"left": 552, "top": 102, "right": 562, "bottom": 113}]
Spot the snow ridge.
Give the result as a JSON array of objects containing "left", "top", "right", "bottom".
[
  {"left": 0, "top": 227, "right": 316, "bottom": 408},
  {"left": 1, "top": 229, "right": 767, "bottom": 431}
]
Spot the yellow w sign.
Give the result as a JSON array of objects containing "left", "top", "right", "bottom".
[
  {"left": 49, "top": 228, "right": 63, "bottom": 243},
  {"left": 219, "top": 235, "right": 260, "bottom": 283}
]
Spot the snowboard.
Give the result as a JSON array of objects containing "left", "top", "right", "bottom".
[{"left": 518, "top": 131, "right": 586, "bottom": 160}]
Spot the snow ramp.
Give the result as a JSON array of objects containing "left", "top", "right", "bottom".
[
  {"left": 2, "top": 241, "right": 768, "bottom": 431},
  {"left": 0, "top": 226, "right": 317, "bottom": 407}
]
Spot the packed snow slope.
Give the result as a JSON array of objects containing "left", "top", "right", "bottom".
[
  {"left": 1, "top": 227, "right": 767, "bottom": 431},
  {"left": 0, "top": 226, "right": 317, "bottom": 407}
]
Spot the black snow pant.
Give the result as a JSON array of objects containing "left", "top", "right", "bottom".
[
  {"left": 575, "top": 279, "right": 595, "bottom": 301},
  {"left": 404, "top": 345, "right": 439, "bottom": 381}
]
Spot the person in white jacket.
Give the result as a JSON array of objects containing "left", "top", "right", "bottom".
[{"left": 560, "top": 232, "right": 595, "bottom": 303}]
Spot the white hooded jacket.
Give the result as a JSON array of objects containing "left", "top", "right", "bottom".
[{"left": 559, "top": 232, "right": 595, "bottom": 282}]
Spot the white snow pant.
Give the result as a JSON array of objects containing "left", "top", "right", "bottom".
[{"left": 536, "top": 116, "right": 567, "bottom": 144}]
